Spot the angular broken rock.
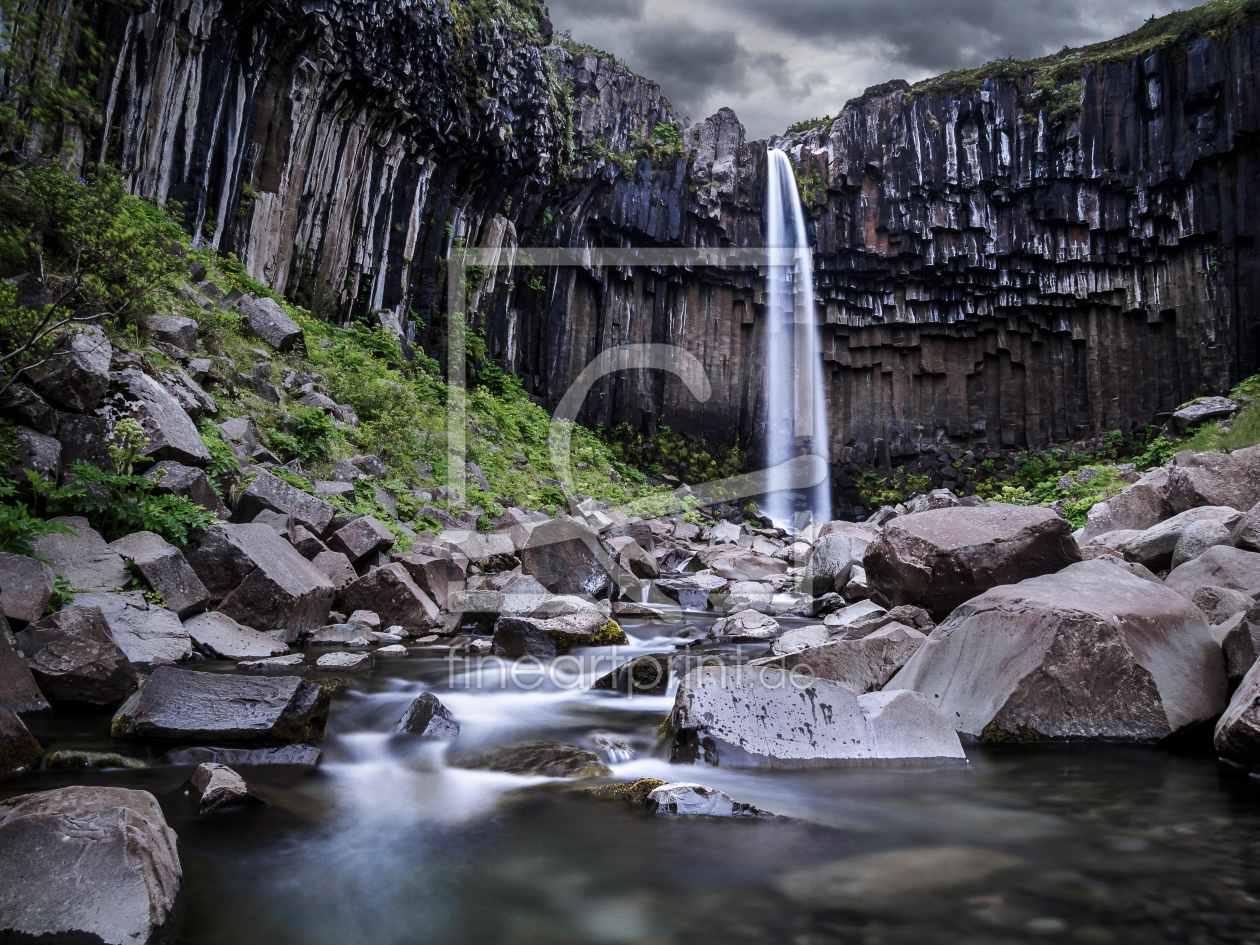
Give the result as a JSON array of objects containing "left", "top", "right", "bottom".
[
  {"left": 232, "top": 470, "right": 337, "bottom": 536},
  {"left": 16, "top": 606, "right": 138, "bottom": 706},
  {"left": 341, "top": 564, "right": 441, "bottom": 634},
  {"left": 667, "top": 665, "right": 965, "bottom": 767},
  {"left": 328, "top": 514, "right": 396, "bottom": 563},
  {"left": 23, "top": 324, "right": 112, "bottom": 413},
  {"left": 802, "top": 532, "right": 870, "bottom": 595},
  {"left": 446, "top": 740, "right": 611, "bottom": 778},
  {"left": 147, "top": 460, "right": 230, "bottom": 519},
  {"left": 520, "top": 517, "right": 613, "bottom": 598},
  {"left": 111, "top": 666, "right": 330, "bottom": 745},
  {"left": 1086, "top": 506, "right": 1244, "bottom": 571},
  {"left": 0, "top": 552, "right": 55, "bottom": 624},
  {"left": 1233, "top": 500, "right": 1260, "bottom": 553},
  {"left": 190, "top": 762, "right": 267, "bottom": 814},
  {"left": 160, "top": 744, "right": 321, "bottom": 766},
  {"left": 491, "top": 611, "right": 627, "bottom": 659},
  {"left": 1174, "top": 396, "right": 1239, "bottom": 433},
  {"left": 151, "top": 314, "right": 199, "bottom": 351},
  {"left": 1214, "top": 658, "right": 1260, "bottom": 768},
  {"left": 1165, "top": 545, "right": 1260, "bottom": 600},
  {"left": 9, "top": 425, "right": 60, "bottom": 492},
  {"left": 763, "top": 623, "right": 927, "bottom": 695},
  {"left": 109, "top": 367, "right": 212, "bottom": 466},
  {"left": 239, "top": 653, "right": 307, "bottom": 673},
  {"left": 392, "top": 553, "right": 466, "bottom": 609},
  {"left": 605, "top": 535, "right": 660, "bottom": 579},
  {"left": 316, "top": 652, "right": 374, "bottom": 673},
  {"left": 655, "top": 572, "right": 730, "bottom": 610},
  {"left": 1170, "top": 518, "right": 1235, "bottom": 570},
  {"left": 695, "top": 546, "right": 787, "bottom": 583},
  {"left": 185, "top": 524, "right": 335, "bottom": 639},
  {"left": 864, "top": 504, "right": 1082, "bottom": 620},
  {"left": 74, "top": 591, "right": 193, "bottom": 670},
  {"left": 592, "top": 653, "right": 671, "bottom": 695},
  {"left": 0, "top": 707, "right": 42, "bottom": 776},
  {"left": 645, "top": 782, "right": 765, "bottom": 818},
  {"left": 1081, "top": 471, "right": 1172, "bottom": 541},
  {"left": 705, "top": 609, "right": 780, "bottom": 643},
  {"left": 888, "top": 559, "right": 1228, "bottom": 743},
  {"left": 1191, "top": 585, "right": 1253, "bottom": 627},
  {"left": 109, "top": 530, "right": 210, "bottom": 618},
  {"left": 394, "top": 692, "right": 460, "bottom": 739},
  {"left": 1167, "top": 446, "right": 1260, "bottom": 514},
  {"left": 771, "top": 624, "right": 830, "bottom": 656},
  {"left": 0, "top": 620, "right": 49, "bottom": 715},
  {"left": 184, "top": 611, "right": 288, "bottom": 661},
  {"left": 311, "top": 550, "right": 357, "bottom": 590},
  {"left": 32, "top": 516, "right": 130, "bottom": 592},
  {"left": 0, "top": 786, "right": 183, "bottom": 945},
  {"left": 240, "top": 296, "right": 302, "bottom": 350},
  {"left": 1213, "top": 612, "right": 1260, "bottom": 684}
]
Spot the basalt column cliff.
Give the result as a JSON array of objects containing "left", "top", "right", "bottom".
[{"left": 48, "top": 1, "right": 1260, "bottom": 505}]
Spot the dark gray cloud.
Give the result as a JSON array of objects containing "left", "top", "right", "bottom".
[{"left": 545, "top": 0, "right": 1184, "bottom": 137}]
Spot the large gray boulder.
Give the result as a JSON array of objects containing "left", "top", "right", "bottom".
[
  {"left": 491, "top": 611, "right": 627, "bottom": 659},
  {"left": 761, "top": 622, "right": 927, "bottom": 694},
  {"left": 109, "top": 530, "right": 210, "bottom": 618},
  {"left": 697, "top": 546, "right": 787, "bottom": 582},
  {"left": 185, "top": 524, "right": 335, "bottom": 639},
  {"left": 1167, "top": 446, "right": 1260, "bottom": 514},
  {"left": 111, "top": 666, "right": 329, "bottom": 745},
  {"left": 32, "top": 516, "right": 130, "bottom": 592},
  {"left": 1084, "top": 505, "right": 1244, "bottom": 572},
  {"left": 1170, "top": 518, "right": 1235, "bottom": 569},
  {"left": 0, "top": 551, "right": 55, "bottom": 623},
  {"left": 16, "top": 607, "right": 139, "bottom": 706},
  {"left": 341, "top": 564, "right": 441, "bottom": 634},
  {"left": 1165, "top": 545, "right": 1260, "bottom": 599},
  {"left": 327, "top": 515, "right": 396, "bottom": 563},
  {"left": 666, "top": 664, "right": 965, "bottom": 767},
  {"left": 240, "top": 296, "right": 302, "bottom": 350},
  {"left": 108, "top": 368, "right": 211, "bottom": 466},
  {"left": 23, "top": 324, "right": 112, "bottom": 413},
  {"left": 1214, "top": 658, "right": 1260, "bottom": 767},
  {"left": 520, "top": 517, "right": 613, "bottom": 598},
  {"left": 150, "top": 314, "right": 199, "bottom": 351},
  {"left": 311, "top": 550, "right": 357, "bottom": 590},
  {"left": 864, "top": 504, "right": 1082, "bottom": 620},
  {"left": 0, "top": 620, "right": 48, "bottom": 715},
  {"left": 74, "top": 591, "right": 193, "bottom": 669},
  {"left": 232, "top": 470, "right": 337, "bottom": 536},
  {"left": 0, "top": 786, "right": 183, "bottom": 945},
  {"left": 802, "top": 532, "right": 870, "bottom": 595},
  {"left": 183, "top": 611, "right": 288, "bottom": 660},
  {"left": 888, "top": 559, "right": 1227, "bottom": 743},
  {"left": 1232, "top": 500, "right": 1260, "bottom": 553},
  {"left": 605, "top": 535, "right": 660, "bottom": 580},
  {"left": 1081, "top": 469, "right": 1172, "bottom": 541},
  {"left": 705, "top": 609, "right": 780, "bottom": 643},
  {"left": 1174, "top": 396, "right": 1240, "bottom": 433},
  {"left": 1213, "top": 611, "right": 1260, "bottom": 683},
  {"left": 392, "top": 553, "right": 466, "bottom": 609}
]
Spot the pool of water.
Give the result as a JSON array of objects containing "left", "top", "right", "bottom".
[{"left": 8, "top": 618, "right": 1260, "bottom": 945}]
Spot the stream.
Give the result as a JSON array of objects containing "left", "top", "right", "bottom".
[{"left": 8, "top": 616, "right": 1260, "bottom": 945}]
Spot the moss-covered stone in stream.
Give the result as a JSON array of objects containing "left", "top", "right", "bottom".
[
  {"left": 548, "top": 618, "right": 628, "bottom": 655},
  {"left": 578, "top": 778, "right": 667, "bottom": 808}
]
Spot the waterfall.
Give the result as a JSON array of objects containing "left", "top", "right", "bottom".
[{"left": 763, "top": 149, "right": 832, "bottom": 530}]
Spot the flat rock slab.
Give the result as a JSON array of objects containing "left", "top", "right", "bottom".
[
  {"left": 32, "top": 516, "right": 130, "bottom": 592},
  {"left": 16, "top": 606, "right": 139, "bottom": 706},
  {"left": 74, "top": 591, "right": 193, "bottom": 670},
  {"left": 491, "top": 611, "right": 627, "bottom": 659},
  {"left": 0, "top": 552, "right": 55, "bottom": 623},
  {"left": 888, "top": 559, "right": 1227, "bottom": 743},
  {"left": 667, "top": 665, "right": 965, "bottom": 767},
  {"left": 0, "top": 786, "right": 183, "bottom": 945},
  {"left": 446, "top": 740, "right": 612, "bottom": 778},
  {"left": 316, "top": 652, "right": 374, "bottom": 673},
  {"left": 160, "top": 744, "right": 322, "bottom": 766},
  {"left": 184, "top": 611, "right": 288, "bottom": 660},
  {"left": 111, "top": 666, "right": 329, "bottom": 745},
  {"left": 761, "top": 623, "right": 927, "bottom": 694}
]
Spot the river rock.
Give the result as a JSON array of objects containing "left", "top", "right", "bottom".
[
  {"left": 645, "top": 783, "right": 763, "bottom": 818},
  {"left": 0, "top": 707, "right": 41, "bottom": 776},
  {"left": 0, "top": 620, "right": 48, "bottom": 715},
  {"left": 592, "top": 653, "right": 671, "bottom": 695},
  {"left": 0, "top": 552, "right": 55, "bottom": 624},
  {"left": 190, "top": 762, "right": 267, "bottom": 814},
  {"left": 667, "top": 665, "right": 965, "bottom": 766},
  {"left": 316, "top": 652, "right": 374, "bottom": 673},
  {"left": 232, "top": 470, "right": 338, "bottom": 535},
  {"left": 0, "top": 786, "right": 183, "bottom": 944},
  {"left": 109, "top": 367, "right": 212, "bottom": 466},
  {"left": 520, "top": 517, "right": 613, "bottom": 598},
  {"left": 706, "top": 609, "right": 780, "bottom": 642},
  {"left": 44, "top": 749, "right": 147, "bottom": 770},
  {"left": 531, "top": 595, "right": 600, "bottom": 618},
  {"left": 864, "top": 504, "right": 1082, "bottom": 620},
  {"left": 491, "top": 611, "right": 627, "bottom": 658},
  {"left": 328, "top": 515, "right": 396, "bottom": 563},
  {"left": 241, "top": 296, "right": 302, "bottom": 350},
  {"left": 1167, "top": 446, "right": 1260, "bottom": 513},
  {"left": 888, "top": 559, "right": 1227, "bottom": 743},
  {"left": 111, "top": 666, "right": 330, "bottom": 744},
  {"left": 109, "top": 530, "right": 210, "bottom": 618},
  {"left": 23, "top": 324, "right": 112, "bottom": 413},
  {"left": 1170, "top": 518, "right": 1236, "bottom": 570},
  {"left": 341, "top": 563, "right": 441, "bottom": 634},
  {"left": 394, "top": 692, "right": 460, "bottom": 739},
  {"left": 714, "top": 580, "right": 774, "bottom": 613},
  {"left": 766, "top": 623, "right": 927, "bottom": 694},
  {"left": 1191, "top": 585, "right": 1253, "bottom": 626},
  {"left": 802, "top": 532, "right": 870, "bottom": 595},
  {"left": 16, "top": 606, "right": 138, "bottom": 706},
  {"left": 605, "top": 535, "right": 660, "bottom": 579},
  {"left": 32, "top": 516, "right": 130, "bottom": 592},
  {"left": 446, "top": 740, "right": 612, "bottom": 778},
  {"left": 185, "top": 523, "right": 336, "bottom": 639},
  {"left": 699, "top": 546, "right": 787, "bottom": 582},
  {"left": 74, "top": 591, "right": 194, "bottom": 669},
  {"left": 770, "top": 624, "right": 830, "bottom": 656},
  {"left": 160, "top": 744, "right": 322, "bottom": 766},
  {"left": 1167, "top": 545, "right": 1260, "bottom": 600},
  {"left": 655, "top": 572, "right": 730, "bottom": 610},
  {"left": 239, "top": 653, "right": 307, "bottom": 673},
  {"left": 184, "top": 611, "right": 288, "bottom": 660},
  {"left": 392, "top": 553, "right": 466, "bottom": 609}
]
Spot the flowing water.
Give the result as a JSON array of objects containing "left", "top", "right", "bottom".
[
  {"left": 764, "top": 148, "right": 832, "bottom": 530},
  {"left": 9, "top": 619, "right": 1260, "bottom": 945}
]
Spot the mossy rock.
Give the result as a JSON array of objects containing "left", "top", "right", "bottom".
[
  {"left": 446, "top": 740, "right": 612, "bottom": 779},
  {"left": 549, "top": 618, "right": 628, "bottom": 655},
  {"left": 592, "top": 654, "right": 671, "bottom": 695},
  {"left": 44, "top": 749, "right": 149, "bottom": 770},
  {"left": 579, "top": 778, "right": 667, "bottom": 808},
  {"left": 981, "top": 721, "right": 1042, "bottom": 745}
]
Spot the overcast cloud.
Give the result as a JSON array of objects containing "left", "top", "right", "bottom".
[{"left": 546, "top": 0, "right": 1187, "bottom": 139}]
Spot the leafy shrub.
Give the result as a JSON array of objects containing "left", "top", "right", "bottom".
[
  {"left": 47, "top": 462, "right": 219, "bottom": 545},
  {"left": 269, "top": 407, "right": 335, "bottom": 465},
  {"left": 0, "top": 478, "right": 75, "bottom": 555}
]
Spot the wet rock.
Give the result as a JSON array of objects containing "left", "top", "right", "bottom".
[
  {"left": 146, "top": 460, "right": 230, "bottom": 519},
  {"left": 151, "top": 315, "right": 199, "bottom": 351},
  {"left": 655, "top": 572, "right": 730, "bottom": 610},
  {"left": 311, "top": 550, "right": 357, "bottom": 590},
  {"left": 109, "top": 530, "right": 211, "bottom": 618},
  {"left": 341, "top": 564, "right": 441, "bottom": 634},
  {"left": 189, "top": 762, "right": 267, "bottom": 814},
  {"left": 160, "top": 745, "right": 321, "bottom": 766},
  {"left": 1191, "top": 585, "right": 1253, "bottom": 626},
  {"left": 605, "top": 535, "right": 660, "bottom": 579},
  {"left": 823, "top": 600, "right": 887, "bottom": 635},
  {"left": 864, "top": 504, "right": 1082, "bottom": 620},
  {"left": 233, "top": 470, "right": 338, "bottom": 536},
  {"left": 714, "top": 580, "right": 774, "bottom": 613},
  {"left": 1214, "top": 658, "right": 1260, "bottom": 768},
  {"left": 802, "top": 532, "right": 871, "bottom": 595},
  {"left": 375, "top": 644, "right": 409, "bottom": 657},
  {"left": 111, "top": 666, "right": 330, "bottom": 745},
  {"left": 1165, "top": 545, "right": 1260, "bottom": 599},
  {"left": 520, "top": 518, "right": 613, "bottom": 598},
  {"left": 315, "top": 652, "right": 374, "bottom": 673},
  {"left": 74, "top": 591, "right": 193, "bottom": 670},
  {"left": 16, "top": 606, "right": 138, "bottom": 706},
  {"left": 580, "top": 778, "right": 667, "bottom": 807},
  {"left": 43, "top": 750, "right": 148, "bottom": 770},
  {"left": 667, "top": 665, "right": 965, "bottom": 767},
  {"left": 394, "top": 692, "right": 460, "bottom": 739},
  {"left": 32, "top": 516, "right": 130, "bottom": 592},
  {"left": 0, "top": 707, "right": 42, "bottom": 776},
  {"left": 0, "top": 786, "right": 183, "bottom": 944},
  {"left": 328, "top": 515, "right": 396, "bottom": 563},
  {"left": 108, "top": 367, "right": 212, "bottom": 466},
  {"left": 447, "top": 740, "right": 612, "bottom": 778},
  {"left": 645, "top": 782, "right": 768, "bottom": 818},
  {"left": 23, "top": 324, "right": 112, "bottom": 413},
  {"left": 491, "top": 611, "right": 627, "bottom": 659},
  {"left": 530, "top": 595, "right": 601, "bottom": 619},
  {"left": 238, "top": 653, "right": 307, "bottom": 673},
  {"left": 185, "top": 524, "right": 336, "bottom": 639},
  {"left": 1167, "top": 446, "right": 1260, "bottom": 514},
  {"left": 764, "top": 623, "right": 927, "bottom": 694},
  {"left": 184, "top": 611, "right": 288, "bottom": 661},
  {"left": 0, "top": 552, "right": 55, "bottom": 624},
  {"left": 592, "top": 654, "right": 671, "bottom": 695},
  {"left": 240, "top": 296, "right": 302, "bottom": 350},
  {"left": 706, "top": 609, "right": 780, "bottom": 643},
  {"left": 1087, "top": 505, "right": 1244, "bottom": 571},
  {"left": 889, "top": 559, "right": 1227, "bottom": 743}
]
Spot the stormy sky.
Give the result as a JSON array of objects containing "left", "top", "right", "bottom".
[{"left": 545, "top": 0, "right": 1188, "bottom": 139}]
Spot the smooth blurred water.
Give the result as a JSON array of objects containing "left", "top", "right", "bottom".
[{"left": 9, "top": 620, "right": 1260, "bottom": 945}]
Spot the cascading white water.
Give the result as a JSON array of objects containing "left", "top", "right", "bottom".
[{"left": 763, "top": 148, "right": 832, "bottom": 530}]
